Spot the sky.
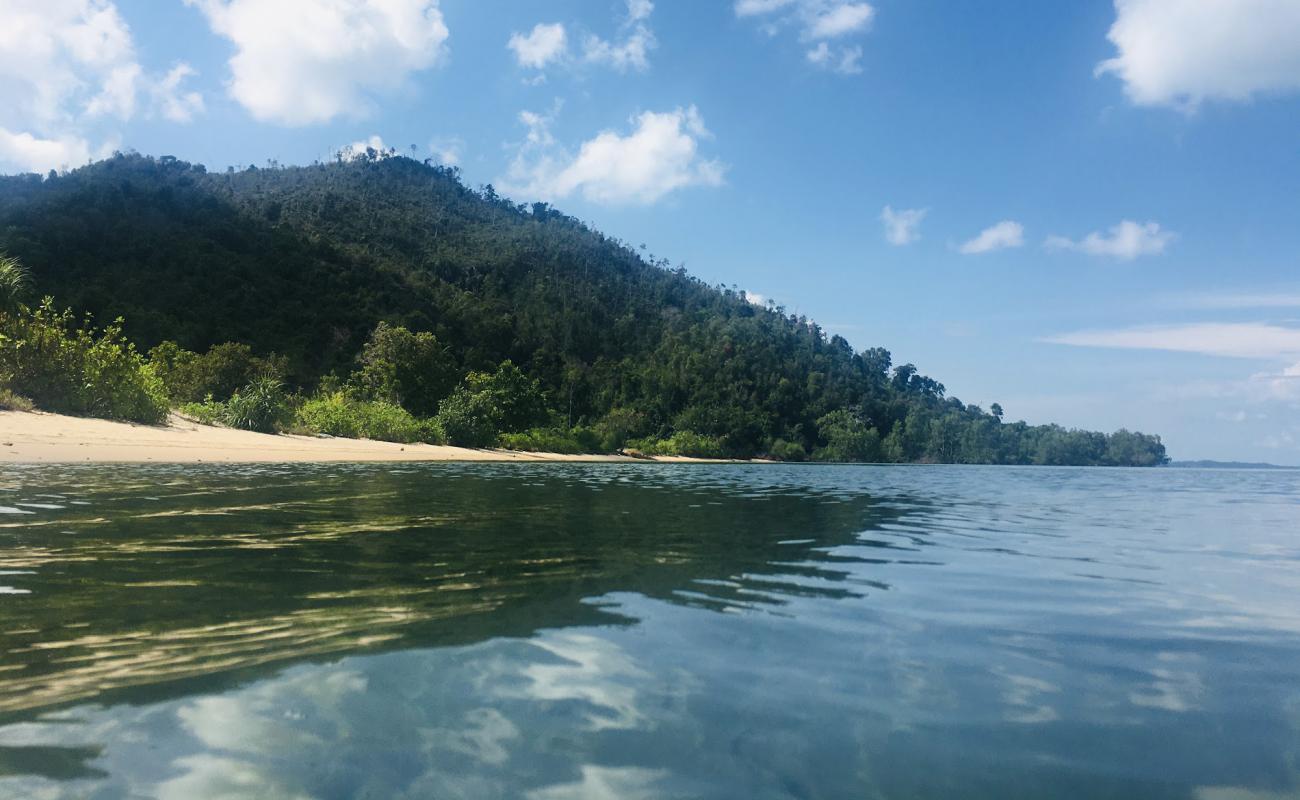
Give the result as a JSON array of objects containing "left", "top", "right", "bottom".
[{"left": 1, "top": 0, "right": 1299, "bottom": 463}]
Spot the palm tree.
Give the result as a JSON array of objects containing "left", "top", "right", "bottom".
[{"left": 0, "top": 254, "right": 29, "bottom": 317}]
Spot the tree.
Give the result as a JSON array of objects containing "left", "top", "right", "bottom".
[{"left": 350, "top": 322, "right": 456, "bottom": 416}]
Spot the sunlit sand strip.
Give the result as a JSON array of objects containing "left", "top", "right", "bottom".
[
  {"left": 0, "top": 410, "right": 680, "bottom": 464},
  {"left": 0, "top": 599, "right": 503, "bottom": 714}
]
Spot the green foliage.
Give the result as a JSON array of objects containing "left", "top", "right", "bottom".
[
  {"left": 0, "top": 253, "right": 30, "bottom": 316},
  {"left": 432, "top": 386, "right": 500, "bottom": 448},
  {"left": 149, "top": 340, "right": 285, "bottom": 403},
  {"left": 814, "top": 410, "right": 881, "bottom": 462},
  {"left": 0, "top": 155, "right": 1168, "bottom": 465},
  {"left": 0, "top": 297, "right": 168, "bottom": 423},
  {"left": 465, "top": 360, "right": 548, "bottom": 433},
  {"left": 498, "top": 427, "right": 602, "bottom": 454},
  {"left": 592, "top": 407, "right": 649, "bottom": 451},
  {"left": 294, "top": 391, "right": 434, "bottom": 443},
  {"left": 0, "top": 388, "right": 33, "bottom": 411},
  {"left": 178, "top": 396, "right": 226, "bottom": 426},
  {"left": 350, "top": 322, "right": 456, "bottom": 416},
  {"left": 767, "top": 438, "right": 807, "bottom": 462},
  {"left": 630, "top": 432, "right": 727, "bottom": 459},
  {"left": 223, "top": 377, "right": 289, "bottom": 433}
]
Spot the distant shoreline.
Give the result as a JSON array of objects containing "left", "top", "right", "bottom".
[{"left": 0, "top": 411, "right": 729, "bottom": 464}]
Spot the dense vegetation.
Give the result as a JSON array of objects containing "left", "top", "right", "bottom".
[{"left": 0, "top": 153, "right": 1167, "bottom": 465}]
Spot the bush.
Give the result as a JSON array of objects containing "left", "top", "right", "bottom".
[
  {"left": 149, "top": 340, "right": 286, "bottom": 403},
  {"left": 593, "top": 407, "right": 648, "bottom": 451},
  {"left": 295, "top": 391, "right": 433, "bottom": 443},
  {"left": 223, "top": 377, "right": 289, "bottom": 433},
  {"left": 767, "top": 438, "right": 807, "bottom": 462},
  {"left": 178, "top": 396, "right": 227, "bottom": 426},
  {"left": 0, "top": 388, "right": 33, "bottom": 412},
  {"left": 497, "top": 426, "right": 604, "bottom": 454},
  {"left": 465, "top": 360, "right": 547, "bottom": 433},
  {"left": 813, "top": 410, "right": 881, "bottom": 462},
  {"left": 629, "top": 431, "right": 727, "bottom": 459},
  {"left": 432, "top": 386, "right": 500, "bottom": 447},
  {"left": 0, "top": 298, "right": 169, "bottom": 423}
]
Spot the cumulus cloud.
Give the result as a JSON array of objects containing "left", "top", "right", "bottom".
[
  {"left": 151, "top": 63, "right": 205, "bottom": 123},
  {"left": 1096, "top": 0, "right": 1300, "bottom": 109},
  {"left": 186, "top": 0, "right": 448, "bottom": 126},
  {"left": 508, "top": 23, "right": 567, "bottom": 69},
  {"left": 880, "top": 205, "right": 926, "bottom": 246},
  {"left": 583, "top": 0, "right": 656, "bottom": 72},
  {"left": 736, "top": 0, "right": 873, "bottom": 74},
  {"left": 0, "top": 129, "right": 98, "bottom": 173},
  {"left": 0, "top": 0, "right": 202, "bottom": 172},
  {"left": 428, "top": 136, "right": 462, "bottom": 165},
  {"left": 959, "top": 220, "right": 1025, "bottom": 254},
  {"left": 1044, "top": 322, "right": 1300, "bottom": 360},
  {"left": 501, "top": 105, "right": 725, "bottom": 205},
  {"left": 1045, "top": 220, "right": 1174, "bottom": 260}
]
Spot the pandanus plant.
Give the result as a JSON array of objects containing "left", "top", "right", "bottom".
[{"left": 0, "top": 254, "right": 30, "bottom": 318}]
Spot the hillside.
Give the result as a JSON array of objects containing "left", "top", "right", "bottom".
[{"left": 0, "top": 153, "right": 1167, "bottom": 465}]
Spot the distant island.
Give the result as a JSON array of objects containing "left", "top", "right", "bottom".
[{"left": 0, "top": 152, "right": 1168, "bottom": 466}]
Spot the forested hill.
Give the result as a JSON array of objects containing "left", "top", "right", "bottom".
[{"left": 0, "top": 153, "right": 1167, "bottom": 465}]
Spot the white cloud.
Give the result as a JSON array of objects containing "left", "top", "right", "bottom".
[
  {"left": 806, "top": 2, "right": 874, "bottom": 39},
  {"left": 626, "top": 0, "right": 654, "bottom": 22},
  {"left": 735, "top": 0, "right": 796, "bottom": 15},
  {"left": 0, "top": 128, "right": 95, "bottom": 173},
  {"left": 1045, "top": 220, "right": 1173, "bottom": 260},
  {"left": 339, "top": 134, "right": 392, "bottom": 160},
  {"left": 501, "top": 105, "right": 725, "bottom": 205},
  {"left": 807, "top": 42, "right": 862, "bottom": 74},
  {"left": 0, "top": 0, "right": 203, "bottom": 172},
  {"left": 1097, "top": 0, "right": 1300, "bottom": 109},
  {"left": 152, "top": 63, "right": 205, "bottom": 123},
  {"left": 428, "top": 136, "right": 462, "bottom": 166},
  {"left": 508, "top": 23, "right": 567, "bottom": 69},
  {"left": 583, "top": 1, "right": 656, "bottom": 72},
  {"left": 186, "top": 0, "right": 449, "bottom": 126},
  {"left": 736, "top": 0, "right": 874, "bottom": 74},
  {"left": 959, "top": 220, "right": 1024, "bottom": 254},
  {"left": 1045, "top": 322, "right": 1300, "bottom": 360},
  {"left": 880, "top": 205, "right": 926, "bottom": 246}
]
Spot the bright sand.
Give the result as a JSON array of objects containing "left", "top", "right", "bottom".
[{"left": 0, "top": 410, "right": 704, "bottom": 464}]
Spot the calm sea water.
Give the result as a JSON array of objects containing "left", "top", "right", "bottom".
[{"left": 0, "top": 463, "right": 1297, "bottom": 799}]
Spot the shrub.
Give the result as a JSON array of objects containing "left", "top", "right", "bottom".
[
  {"left": 149, "top": 340, "right": 286, "bottom": 403},
  {"left": 465, "top": 360, "right": 547, "bottom": 433},
  {"left": 295, "top": 391, "right": 432, "bottom": 443},
  {"left": 497, "top": 426, "right": 603, "bottom": 454},
  {"left": 813, "top": 410, "right": 881, "bottom": 462},
  {"left": 629, "top": 431, "right": 727, "bottom": 459},
  {"left": 432, "top": 386, "right": 500, "bottom": 447},
  {"left": 593, "top": 407, "right": 648, "bottom": 451},
  {"left": 0, "top": 388, "right": 34, "bottom": 412},
  {"left": 0, "top": 298, "right": 169, "bottom": 423},
  {"left": 767, "top": 438, "right": 807, "bottom": 462},
  {"left": 178, "top": 396, "right": 227, "bottom": 426},
  {"left": 223, "top": 377, "right": 289, "bottom": 433}
]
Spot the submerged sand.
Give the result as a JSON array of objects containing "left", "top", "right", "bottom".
[{"left": 0, "top": 410, "right": 701, "bottom": 464}]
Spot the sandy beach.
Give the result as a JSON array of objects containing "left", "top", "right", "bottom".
[{"left": 0, "top": 410, "right": 701, "bottom": 464}]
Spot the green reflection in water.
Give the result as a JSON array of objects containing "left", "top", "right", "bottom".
[{"left": 0, "top": 463, "right": 1298, "bottom": 799}]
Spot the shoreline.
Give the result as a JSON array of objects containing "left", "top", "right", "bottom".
[{"left": 0, "top": 410, "right": 724, "bottom": 464}]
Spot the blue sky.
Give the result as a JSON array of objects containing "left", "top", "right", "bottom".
[{"left": 3, "top": 0, "right": 1300, "bottom": 463}]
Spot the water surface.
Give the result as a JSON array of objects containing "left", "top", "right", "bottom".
[{"left": 0, "top": 463, "right": 1298, "bottom": 799}]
